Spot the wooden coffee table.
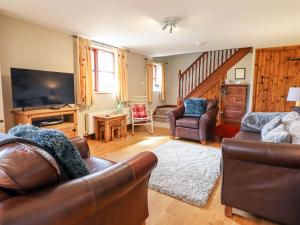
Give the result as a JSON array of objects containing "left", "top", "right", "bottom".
[{"left": 94, "top": 114, "right": 127, "bottom": 142}]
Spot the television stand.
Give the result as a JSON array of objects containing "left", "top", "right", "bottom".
[{"left": 12, "top": 107, "right": 78, "bottom": 138}]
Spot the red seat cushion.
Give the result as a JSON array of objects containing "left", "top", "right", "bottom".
[
  {"left": 176, "top": 117, "right": 199, "bottom": 129},
  {"left": 132, "top": 104, "right": 147, "bottom": 118}
]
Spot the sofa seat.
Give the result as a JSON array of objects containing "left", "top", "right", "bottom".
[
  {"left": 84, "top": 157, "right": 115, "bottom": 173},
  {"left": 176, "top": 117, "right": 199, "bottom": 129},
  {"left": 234, "top": 131, "right": 261, "bottom": 142}
]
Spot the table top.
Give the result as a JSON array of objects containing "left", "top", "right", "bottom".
[{"left": 94, "top": 114, "right": 127, "bottom": 120}]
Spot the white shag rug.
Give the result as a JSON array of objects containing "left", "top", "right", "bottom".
[{"left": 149, "top": 140, "right": 221, "bottom": 207}]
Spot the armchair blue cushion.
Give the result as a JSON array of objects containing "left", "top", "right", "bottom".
[{"left": 183, "top": 98, "right": 207, "bottom": 117}]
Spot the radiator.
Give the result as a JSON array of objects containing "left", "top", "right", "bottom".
[{"left": 86, "top": 108, "right": 131, "bottom": 135}]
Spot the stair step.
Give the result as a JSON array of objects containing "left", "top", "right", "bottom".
[
  {"left": 156, "top": 107, "right": 176, "bottom": 115},
  {"left": 153, "top": 114, "right": 168, "bottom": 119}
]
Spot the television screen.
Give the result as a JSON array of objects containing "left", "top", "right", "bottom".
[{"left": 11, "top": 68, "right": 75, "bottom": 108}]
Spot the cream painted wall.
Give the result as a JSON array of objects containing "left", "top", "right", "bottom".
[
  {"left": 0, "top": 14, "right": 74, "bottom": 132},
  {"left": 127, "top": 51, "right": 146, "bottom": 97},
  {"left": 164, "top": 52, "right": 202, "bottom": 105},
  {"left": 226, "top": 52, "right": 253, "bottom": 111},
  {"left": 0, "top": 14, "right": 147, "bottom": 135}
]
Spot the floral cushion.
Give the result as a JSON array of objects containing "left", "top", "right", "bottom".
[
  {"left": 132, "top": 104, "right": 147, "bottom": 118},
  {"left": 183, "top": 98, "right": 207, "bottom": 117}
]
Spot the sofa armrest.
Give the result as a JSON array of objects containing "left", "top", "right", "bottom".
[
  {"left": 69, "top": 137, "right": 90, "bottom": 158},
  {"left": 199, "top": 107, "right": 218, "bottom": 141},
  {"left": 168, "top": 106, "right": 184, "bottom": 136},
  {"left": 0, "top": 152, "right": 158, "bottom": 225},
  {"left": 222, "top": 138, "right": 300, "bottom": 169}
]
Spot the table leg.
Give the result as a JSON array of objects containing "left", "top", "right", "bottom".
[
  {"left": 104, "top": 121, "right": 111, "bottom": 142},
  {"left": 124, "top": 116, "right": 127, "bottom": 137},
  {"left": 94, "top": 119, "right": 99, "bottom": 140},
  {"left": 111, "top": 128, "right": 115, "bottom": 141}
]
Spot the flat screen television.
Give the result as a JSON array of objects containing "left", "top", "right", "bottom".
[{"left": 11, "top": 68, "right": 75, "bottom": 109}]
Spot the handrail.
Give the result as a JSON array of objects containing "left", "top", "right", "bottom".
[{"left": 177, "top": 48, "right": 240, "bottom": 99}]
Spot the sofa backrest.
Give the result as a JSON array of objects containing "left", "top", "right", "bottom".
[{"left": 0, "top": 134, "right": 61, "bottom": 195}]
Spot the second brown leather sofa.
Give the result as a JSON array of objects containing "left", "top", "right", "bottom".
[{"left": 221, "top": 128, "right": 300, "bottom": 225}]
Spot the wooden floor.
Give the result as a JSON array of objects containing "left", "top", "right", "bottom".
[{"left": 88, "top": 127, "right": 276, "bottom": 225}]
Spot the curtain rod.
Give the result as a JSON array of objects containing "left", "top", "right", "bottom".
[{"left": 72, "top": 35, "right": 129, "bottom": 52}]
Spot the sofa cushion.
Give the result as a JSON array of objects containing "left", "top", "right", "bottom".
[
  {"left": 262, "top": 124, "right": 291, "bottom": 143},
  {"left": 0, "top": 142, "right": 60, "bottom": 193},
  {"left": 132, "top": 104, "right": 147, "bottom": 118},
  {"left": 176, "top": 117, "right": 199, "bottom": 129},
  {"left": 241, "top": 112, "right": 287, "bottom": 133},
  {"left": 285, "top": 120, "right": 300, "bottom": 145},
  {"left": 84, "top": 157, "right": 114, "bottom": 173},
  {"left": 234, "top": 131, "right": 261, "bottom": 142},
  {"left": 261, "top": 116, "right": 282, "bottom": 138},
  {"left": 183, "top": 98, "right": 207, "bottom": 117}
]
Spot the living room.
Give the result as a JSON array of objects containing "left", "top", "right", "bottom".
[{"left": 0, "top": 1, "right": 299, "bottom": 225}]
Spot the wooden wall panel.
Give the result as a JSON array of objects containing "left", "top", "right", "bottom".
[{"left": 252, "top": 45, "right": 300, "bottom": 112}]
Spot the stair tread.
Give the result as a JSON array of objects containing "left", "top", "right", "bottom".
[{"left": 153, "top": 114, "right": 168, "bottom": 118}]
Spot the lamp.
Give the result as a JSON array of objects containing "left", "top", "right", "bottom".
[{"left": 287, "top": 87, "right": 300, "bottom": 107}]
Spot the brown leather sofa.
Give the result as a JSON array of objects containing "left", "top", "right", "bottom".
[
  {"left": 221, "top": 129, "right": 300, "bottom": 225},
  {"left": 0, "top": 134, "right": 157, "bottom": 225},
  {"left": 168, "top": 99, "right": 219, "bottom": 144}
]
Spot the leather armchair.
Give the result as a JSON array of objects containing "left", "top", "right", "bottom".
[
  {"left": 0, "top": 135, "right": 157, "bottom": 225},
  {"left": 168, "top": 99, "right": 218, "bottom": 144},
  {"left": 222, "top": 138, "right": 300, "bottom": 225}
]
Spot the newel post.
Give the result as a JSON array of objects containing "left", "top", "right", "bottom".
[
  {"left": 177, "top": 70, "right": 183, "bottom": 107},
  {"left": 178, "top": 70, "right": 182, "bottom": 98}
]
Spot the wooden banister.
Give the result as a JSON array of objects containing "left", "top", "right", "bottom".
[
  {"left": 186, "top": 47, "right": 252, "bottom": 98},
  {"left": 177, "top": 47, "right": 251, "bottom": 100}
]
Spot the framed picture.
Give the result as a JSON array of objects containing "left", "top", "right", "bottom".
[{"left": 235, "top": 68, "right": 246, "bottom": 80}]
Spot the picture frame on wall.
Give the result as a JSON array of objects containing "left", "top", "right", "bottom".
[{"left": 235, "top": 68, "right": 246, "bottom": 80}]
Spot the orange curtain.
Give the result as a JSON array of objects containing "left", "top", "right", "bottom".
[
  {"left": 74, "top": 36, "right": 93, "bottom": 106},
  {"left": 159, "top": 62, "right": 166, "bottom": 101},
  {"left": 117, "top": 49, "right": 129, "bottom": 102},
  {"left": 146, "top": 60, "right": 154, "bottom": 103}
]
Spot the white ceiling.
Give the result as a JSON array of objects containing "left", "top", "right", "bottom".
[{"left": 1, "top": 0, "right": 300, "bottom": 57}]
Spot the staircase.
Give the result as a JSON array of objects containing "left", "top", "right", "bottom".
[
  {"left": 177, "top": 47, "right": 252, "bottom": 104},
  {"left": 153, "top": 105, "right": 177, "bottom": 128}
]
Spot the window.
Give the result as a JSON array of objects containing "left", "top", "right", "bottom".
[
  {"left": 153, "top": 63, "right": 162, "bottom": 92},
  {"left": 91, "top": 48, "right": 115, "bottom": 93}
]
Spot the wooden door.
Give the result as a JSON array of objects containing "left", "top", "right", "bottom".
[
  {"left": 0, "top": 67, "right": 5, "bottom": 132},
  {"left": 252, "top": 45, "right": 300, "bottom": 112}
]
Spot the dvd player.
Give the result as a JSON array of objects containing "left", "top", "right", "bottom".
[{"left": 33, "top": 117, "right": 64, "bottom": 127}]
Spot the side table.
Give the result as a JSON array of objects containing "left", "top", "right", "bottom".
[{"left": 94, "top": 114, "right": 127, "bottom": 142}]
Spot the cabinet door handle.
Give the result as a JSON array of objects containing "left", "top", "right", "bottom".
[{"left": 0, "top": 120, "right": 4, "bottom": 123}]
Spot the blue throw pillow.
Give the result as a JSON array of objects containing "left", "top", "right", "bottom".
[{"left": 183, "top": 98, "right": 207, "bottom": 117}]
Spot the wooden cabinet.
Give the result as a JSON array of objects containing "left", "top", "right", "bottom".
[
  {"left": 12, "top": 107, "right": 78, "bottom": 138},
  {"left": 220, "top": 84, "right": 247, "bottom": 125}
]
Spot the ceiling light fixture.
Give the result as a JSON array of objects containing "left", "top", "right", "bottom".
[{"left": 162, "top": 18, "right": 177, "bottom": 34}]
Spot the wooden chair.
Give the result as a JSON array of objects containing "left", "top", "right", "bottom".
[{"left": 130, "top": 96, "right": 153, "bottom": 135}]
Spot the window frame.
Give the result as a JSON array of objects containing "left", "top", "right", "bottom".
[
  {"left": 153, "top": 63, "right": 161, "bottom": 92},
  {"left": 91, "top": 47, "right": 116, "bottom": 94}
]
